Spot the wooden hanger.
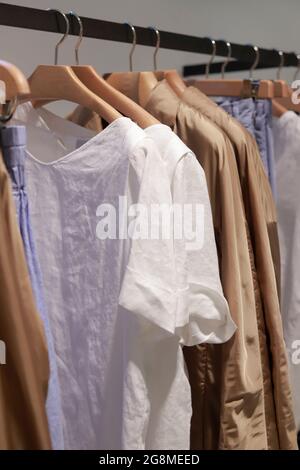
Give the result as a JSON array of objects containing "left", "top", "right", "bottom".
[
  {"left": 72, "top": 67, "right": 161, "bottom": 126},
  {"left": 107, "top": 25, "right": 186, "bottom": 104},
  {"left": 106, "top": 24, "right": 159, "bottom": 107},
  {"left": 154, "top": 68, "right": 186, "bottom": 98},
  {"left": 273, "top": 80, "right": 289, "bottom": 98},
  {"left": 272, "top": 99, "right": 288, "bottom": 117},
  {"left": 190, "top": 78, "right": 274, "bottom": 98},
  {"left": 272, "top": 86, "right": 300, "bottom": 112},
  {"left": 67, "top": 13, "right": 158, "bottom": 128},
  {"left": 189, "top": 43, "right": 274, "bottom": 99},
  {"left": 0, "top": 60, "right": 30, "bottom": 101},
  {"left": 0, "top": 60, "right": 30, "bottom": 122},
  {"left": 29, "top": 10, "right": 121, "bottom": 124}
]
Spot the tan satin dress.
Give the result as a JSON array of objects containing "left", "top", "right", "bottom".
[{"left": 181, "top": 86, "right": 296, "bottom": 450}]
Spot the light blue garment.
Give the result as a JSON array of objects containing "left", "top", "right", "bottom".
[
  {"left": 214, "top": 96, "right": 276, "bottom": 197},
  {"left": 1, "top": 125, "right": 64, "bottom": 450}
]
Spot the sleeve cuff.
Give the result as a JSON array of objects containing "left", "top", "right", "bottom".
[
  {"left": 119, "top": 268, "right": 236, "bottom": 347},
  {"left": 176, "top": 282, "right": 237, "bottom": 346}
]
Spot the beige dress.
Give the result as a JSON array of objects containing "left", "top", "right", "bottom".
[{"left": 182, "top": 86, "right": 296, "bottom": 450}]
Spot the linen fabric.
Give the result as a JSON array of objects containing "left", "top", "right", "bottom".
[{"left": 13, "top": 103, "right": 234, "bottom": 449}]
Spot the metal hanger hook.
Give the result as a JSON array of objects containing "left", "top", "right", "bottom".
[
  {"left": 68, "top": 11, "right": 83, "bottom": 65},
  {"left": 124, "top": 22, "right": 136, "bottom": 72},
  {"left": 221, "top": 41, "right": 232, "bottom": 79},
  {"left": 148, "top": 26, "right": 160, "bottom": 71},
  {"left": 293, "top": 53, "right": 300, "bottom": 81},
  {"left": 276, "top": 50, "right": 284, "bottom": 80},
  {"left": 47, "top": 8, "right": 69, "bottom": 65},
  {"left": 249, "top": 45, "right": 259, "bottom": 79},
  {"left": 205, "top": 38, "right": 216, "bottom": 79}
]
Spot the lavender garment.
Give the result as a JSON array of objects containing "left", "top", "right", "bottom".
[
  {"left": 0, "top": 126, "right": 64, "bottom": 450},
  {"left": 214, "top": 96, "right": 276, "bottom": 196}
]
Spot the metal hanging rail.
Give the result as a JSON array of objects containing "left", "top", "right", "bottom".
[
  {"left": 0, "top": 2, "right": 298, "bottom": 71},
  {"left": 182, "top": 60, "right": 287, "bottom": 77}
]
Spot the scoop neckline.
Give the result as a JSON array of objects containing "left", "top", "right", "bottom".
[{"left": 24, "top": 116, "right": 131, "bottom": 167}]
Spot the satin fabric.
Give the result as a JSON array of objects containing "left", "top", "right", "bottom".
[
  {"left": 181, "top": 87, "right": 296, "bottom": 450},
  {"left": 0, "top": 147, "right": 51, "bottom": 449}
]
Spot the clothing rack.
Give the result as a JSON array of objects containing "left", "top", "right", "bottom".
[
  {"left": 183, "top": 60, "right": 283, "bottom": 78},
  {"left": 0, "top": 1, "right": 298, "bottom": 72}
]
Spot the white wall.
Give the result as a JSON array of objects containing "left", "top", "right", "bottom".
[{"left": 2, "top": 0, "right": 299, "bottom": 111}]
